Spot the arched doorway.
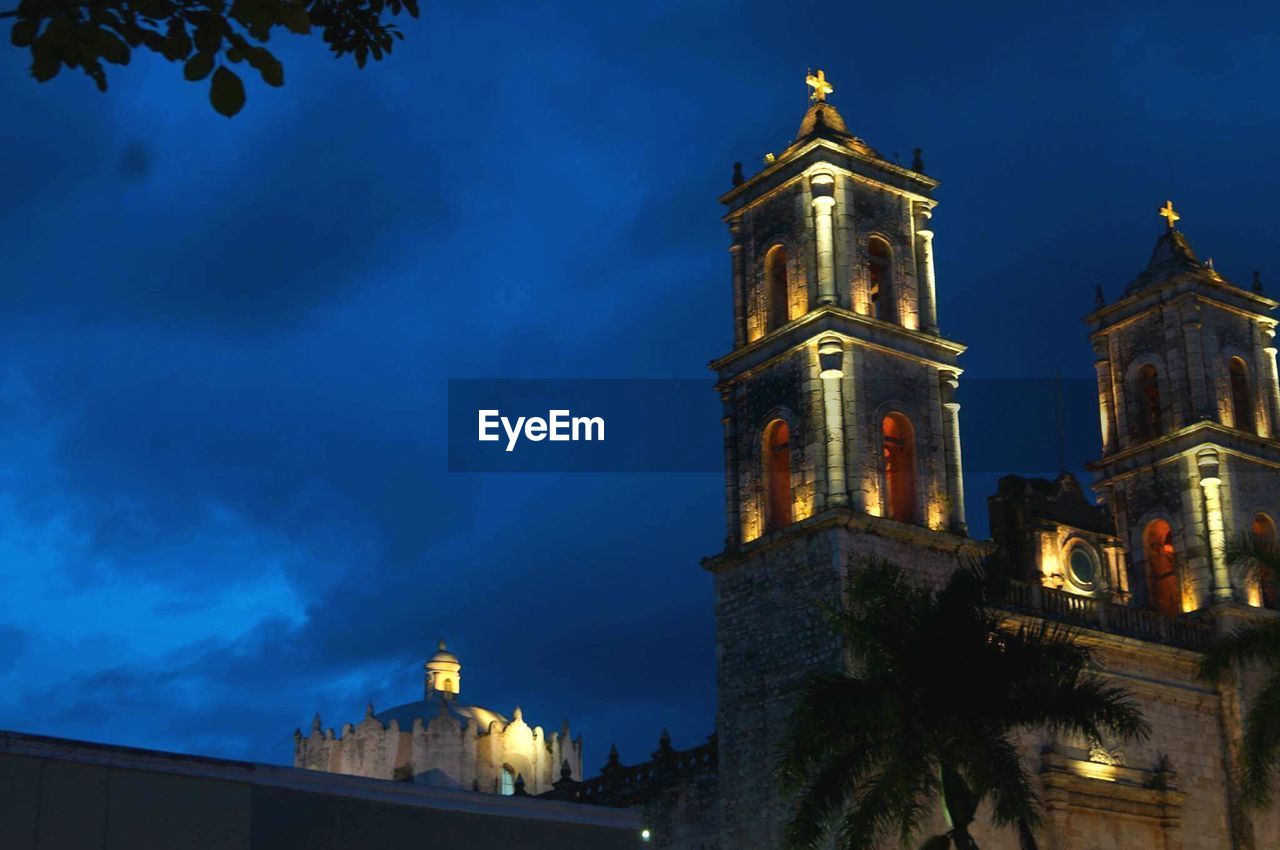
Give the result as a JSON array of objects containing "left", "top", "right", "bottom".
[
  {"left": 763, "top": 419, "right": 792, "bottom": 531},
  {"left": 1143, "top": 519, "right": 1180, "bottom": 615},
  {"left": 882, "top": 413, "right": 916, "bottom": 524}
]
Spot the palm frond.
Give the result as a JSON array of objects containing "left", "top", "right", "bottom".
[
  {"left": 1200, "top": 619, "right": 1280, "bottom": 684},
  {"left": 833, "top": 756, "right": 938, "bottom": 850},
  {"left": 953, "top": 733, "right": 1041, "bottom": 831},
  {"left": 1225, "top": 532, "right": 1280, "bottom": 590},
  {"left": 1240, "top": 673, "right": 1280, "bottom": 805}
]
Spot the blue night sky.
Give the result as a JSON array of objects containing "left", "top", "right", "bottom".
[{"left": 2, "top": 1, "right": 1280, "bottom": 771}]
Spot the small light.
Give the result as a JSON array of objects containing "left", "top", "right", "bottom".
[{"left": 640, "top": 828, "right": 652, "bottom": 843}]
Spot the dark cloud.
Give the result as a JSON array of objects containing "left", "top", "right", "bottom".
[
  {"left": 116, "top": 142, "right": 154, "bottom": 181},
  {"left": 0, "top": 626, "right": 28, "bottom": 674}
]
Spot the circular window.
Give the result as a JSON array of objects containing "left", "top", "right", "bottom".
[{"left": 1068, "top": 544, "right": 1098, "bottom": 587}]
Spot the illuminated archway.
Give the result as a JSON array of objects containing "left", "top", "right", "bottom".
[
  {"left": 763, "top": 419, "right": 792, "bottom": 531},
  {"left": 1143, "top": 519, "right": 1180, "bottom": 615},
  {"left": 1253, "top": 513, "right": 1278, "bottom": 609},
  {"left": 500, "top": 764, "right": 516, "bottom": 795},
  {"left": 882, "top": 413, "right": 916, "bottom": 524}
]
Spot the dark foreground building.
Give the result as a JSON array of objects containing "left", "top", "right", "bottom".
[{"left": 0, "top": 730, "right": 642, "bottom": 850}]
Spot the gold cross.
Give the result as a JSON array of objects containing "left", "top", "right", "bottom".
[
  {"left": 806, "top": 69, "right": 833, "bottom": 102},
  {"left": 1159, "top": 200, "right": 1180, "bottom": 230}
]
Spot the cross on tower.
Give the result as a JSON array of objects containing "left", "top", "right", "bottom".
[
  {"left": 805, "top": 69, "right": 833, "bottom": 102},
  {"left": 1159, "top": 200, "right": 1181, "bottom": 230}
]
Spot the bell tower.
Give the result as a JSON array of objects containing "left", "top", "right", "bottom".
[
  {"left": 705, "top": 72, "right": 983, "bottom": 850},
  {"left": 1088, "top": 203, "right": 1280, "bottom": 614},
  {"left": 715, "top": 70, "right": 968, "bottom": 546}
]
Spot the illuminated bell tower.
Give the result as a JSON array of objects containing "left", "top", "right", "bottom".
[
  {"left": 1088, "top": 202, "right": 1280, "bottom": 614},
  {"left": 704, "top": 71, "right": 982, "bottom": 850},
  {"left": 714, "top": 70, "right": 968, "bottom": 543}
]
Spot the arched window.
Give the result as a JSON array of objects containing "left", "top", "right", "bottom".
[
  {"left": 882, "top": 413, "right": 916, "bottom": 524},
  {"left": 1135, "top": 364, "right": 1163, "bottom": 440},
  {"left": 763, "top": 419, "right": 792, "bottom": 531},
  {"left": 1252, "top": 513, "right": 1278, "bottom": 609},
  {"left": 500, "top": 765, "right": 516, "bottom": 796},
  {"left": 868, "top": 237, "right": 892, "bottom": 322},
  {"left": 1230, "top": 357, "right": 1254, "bottom": 434},
  {"left": 1143, "top": 519, "right": 1180, "bottom": 615},
  {"left": 765, "top": 245, "right": 789, "bottom": 332}
]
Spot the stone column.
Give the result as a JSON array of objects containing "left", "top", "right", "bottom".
[
  {"left": 914, "top": 205, "right": 939, "bottom": 334},
  {"left": 729, "top": 219, "right": 746, "bottom": 348},
  {"left": 1197, "top": 448, "right": 1232, "bottom": 602},
  {"left": 818, "top": 336, "right": 849, "bottom": 507},
  {"left": 1093, "top": 340, "right": 1117, "bottom": 455},
  {"left": 721, "top": 389, "right": 741, "bottom": 547},
  {"left": 1263, "top": 326, "right": 1280, "bottom": 435},
  {"left": 1182, "top": 310, "right": 1212, "bottom": 421},
  {"left": 811, "top": 173, "right": 837, "bottom": 306},
  {"left": 940, "top": 370, "right": 967, "bottom": 534}
]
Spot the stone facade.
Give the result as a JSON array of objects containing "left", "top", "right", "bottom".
[
  {"left": 696, "top": 74, "right": 1280, "bottom": 850},
  {"left": 293, "top": 642, "right": 583, "bottom": 796}
]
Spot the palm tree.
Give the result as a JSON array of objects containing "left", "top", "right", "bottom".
[
  {"left": 1200, "top": 533, "right": 1280, "bottom": 805},
  {"left": 778, "top": 558, "right": 1150, "bottom": 850}
]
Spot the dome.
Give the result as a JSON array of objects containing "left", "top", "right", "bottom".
[
  {"left": 375, "top": 699, "right": 509, "bottom": 731},
  {"left": 428, "top": 641, "right": 458, "bottom": 665}
]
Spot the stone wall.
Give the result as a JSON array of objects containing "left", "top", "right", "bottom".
[{"left": 707, "top": 517, "right": 983, "bottom": 850}]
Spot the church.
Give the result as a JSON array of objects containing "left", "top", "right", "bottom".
[
  {"left": 295, "top": 71, "right": 1280, "bottom": 849},
  {"left": 293, "top": 642, "right": 583, "bottom": 795}
]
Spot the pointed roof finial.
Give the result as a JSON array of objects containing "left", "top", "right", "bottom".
[
  {"left": 1159, "top": 199, "right": 1180, "bottom": 230},
  {"left": 311, "top": 713, "right": 323, "bottom": 732},
  {"left": 1095, "top": 285, "right": 1106, "bottom": 309},
  {"left": 513, "top": 705, "right": 523, "bottom": 722},
  {"left": 1253, "top": 271, "right": 1265, "bottom": 294},
  {"left": 365, "top": 701, "right": 375, "bottom": 719},
  {"left": 911, "top": 147, "right": 925, "bottom": 173},
  {"left": 732, "top": 161, "right": 744, "bottom": 187},
  {"left": 805, "top": 68, "right": 833, "bottom": 102}
]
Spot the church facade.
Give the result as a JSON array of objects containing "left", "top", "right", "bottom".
[
  {"left": 293, "top": 642, "right": 583, "bottom": 797},
  {"left": 697, "top": 72, "right": 1280, "bottom": 849}
]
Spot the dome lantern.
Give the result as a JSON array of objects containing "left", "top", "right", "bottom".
[{"left": 424, "top": 640, "right": 461, "bottom": 700}]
